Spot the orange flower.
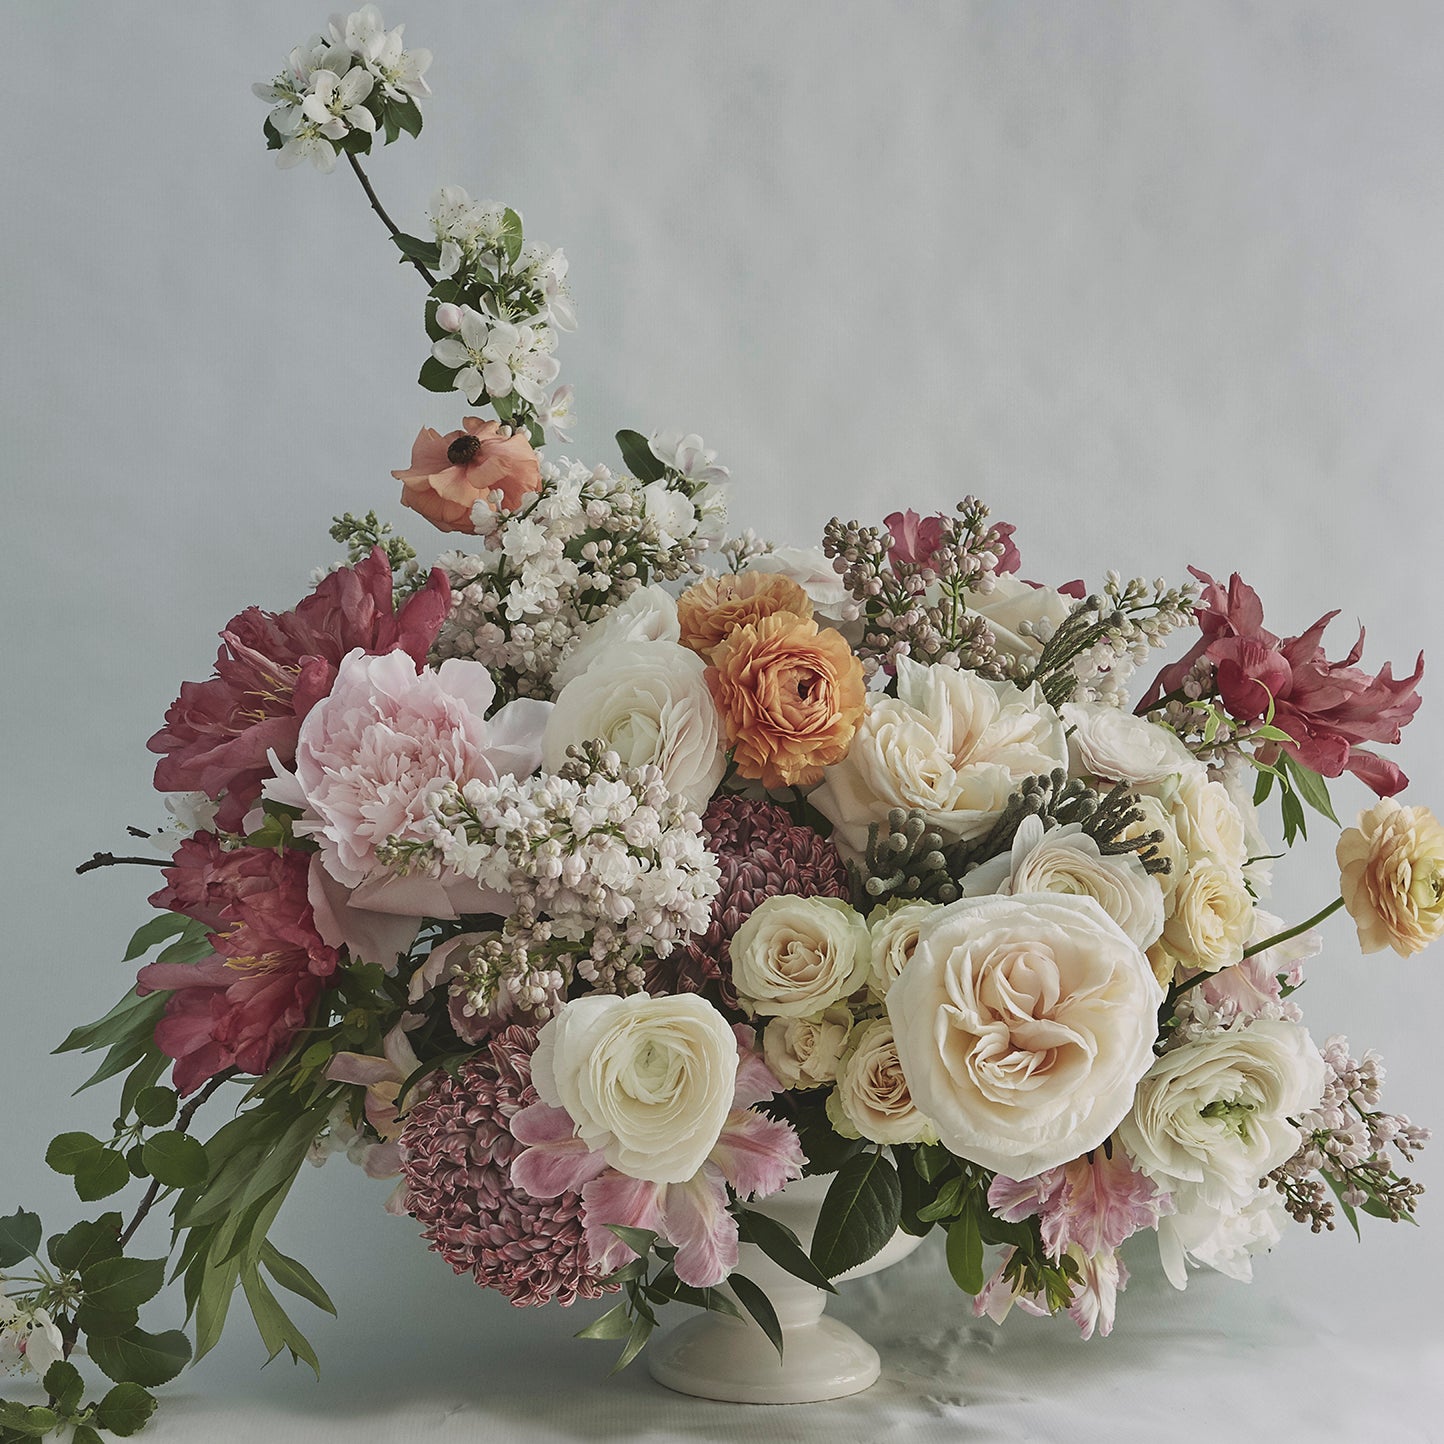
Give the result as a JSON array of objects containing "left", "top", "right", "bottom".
[
  {"left": 678, "top": 573, "right": 813, "bottom": 662},
  {"left": 392, "top": 417, "right": 542, "bottom": 534},
  {"left": 707, "top": 612, "right": 865, "bottom": 790}
]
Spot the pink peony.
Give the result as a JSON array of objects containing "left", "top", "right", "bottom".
[
  {"left": 137, "top": 838, "right": 338, "bottom": 1093},
  {"left": 148, "top": 549, "right": 450, "bottom": 832},
  {"left": 1142, "top": 568, "right": 1423, "bottom": 796}
]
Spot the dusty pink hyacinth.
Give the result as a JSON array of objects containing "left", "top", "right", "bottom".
[
  {"left": 148, "top": 548, "right": 450, "bottom": 833},
  {"left": 658, "top": 796, "right": 850, "bottom": 1003},
  {"left": 398, "top": 1026, "right": 613, "bottom": 1308}
]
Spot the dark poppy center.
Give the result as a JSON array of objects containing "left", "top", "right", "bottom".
[{"left": 447, "top": 434, "right": 482, "bottom": 466}]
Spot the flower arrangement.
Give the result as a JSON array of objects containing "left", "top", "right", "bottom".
[{"left": 2, "top": 7, "right": 1437, "bottom": 1435}]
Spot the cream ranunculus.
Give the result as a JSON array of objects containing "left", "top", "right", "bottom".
[
  {"left": 1060, "top": 701, "right": 1198, "bottom": 786},
  {"left": 866, "top": 900, "right": 940, "bottom": 1001},
  {"left": 811, "top": 656, "right": 1068, "bottom": 857},
  {"left": 1172, "top": 769, "right": 1249, "bottom": 875},
  {"left": 551, "top": 584, "right": 680, "bottom": 690},
  {"left": 1337, "top": 798, "right": 1444, "bottom": 956},
  {"left": 729, "top": 895, "right": 872, "bottom": 1018},
  {"left": 1161, "top": 862, "right": 1254, "bottom": 974},
  {"left": 1157, "top": 1189, "right": 1288, "bottom": 1290},
  {"left": 887, "top": 892, "right": 1164, "bottom": 1177},
  {"left": 965, "top": 575, "right": 1072, "bottom": 668},
  {"left": 959, "top": 815, "right": 1165, "bottom": 950},
  {"left": 1118, "top": 1018, "right": 1326, "bottom": 1213},
  {"left": 762, "top": 1005, "right": 852, "bottom": 1090},
  {"left": 541, "top": 638, "right": 725, "bottom": 812},
  {"left": 826, "top": 1018, "right": 936, "bottom": 1146},
  {"left": 530, "top": 991, "right": 738, "bottom": 1184}
]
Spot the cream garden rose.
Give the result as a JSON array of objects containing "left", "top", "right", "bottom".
[
  {"left": 530, "top": 991, "right": 738, "bottom": 1184},
  {"left": 826, "top": 1018, "right": 936, "bottom": 1146},
  {"left": 887, "top": 893, "right": 1164, "bottom": 1177},
  {"left": 730, "top": 895, "right": 871, "bottom": 1017},
  {"left": 1160, "top": 862, "right": 1254, "bottom": 974},
  {"left": 1337, "top": 798, "right": 1444, "bottom": 956},
  {"left": 762, "top": 1005, "right": 852, "bottom": 1090},
  {"left": 551, "top": 583, "right": 679, "bottom": 689},
  {"left": 866, "top": 900, "right": 939, "bottom": 1000},
  {"left": 541, "top": 638, "right": 725, "bottom": 812},
  {"left": 1060, "top": 701, "right": 1198, "bottom": 786},
  {"left": 811, "top": 655, "right": 1068, "bottom": 857},
  {"left": 966, "top": 574, "right": 1072, "bottom": 667}
]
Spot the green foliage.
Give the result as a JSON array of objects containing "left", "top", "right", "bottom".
[
  {"left": 0, "top": 1210, "right": 40, "bottom": 1267},
  {"left": 73, "top": 1149, "right": 130, "bottom": 1203},
  {"left": 615, "top": 429, "right": 667, "bottom": 484},
  {"left": 132, "top": 1088, "right": 178, "bottom": 1129},
  {"left": 391, "top": 231, "right": 442, "bottom": 268},
  {"left": 418, "top": 356, "right": 459, "bottom": 393},
  {"left": 88, "top": 1328, "right": 191, "bottom": 1389},
  {"left": 727, "top": 1273, "right": 785, "bottom": 1359},
  {"left": 328, "top": 511, "right": 417, "bottom": 573},
  {"left": 811, "top": 1150, "right": 902, "bottom": 1278},
  {"left": 93, "top": 1383, "right": 158, "bottom": 1437},
  {"left": 42, "top": 1361, "right": 84, "bottom": 1414},
  {"left": 141, "top": 1133, "right": 208, "bottom": 1189},
  {"left": 122, "top": 914, "right": 190, "bottom": 963},
  {"left": 731, "top": 1209, "right": 836, "bottom": 1293},
  {"left": 945, "top": 1213, "right": 985, "bottom": 1296},
  {"left": 47, "top": 1215, "right": 123, "bottom": 1273}
]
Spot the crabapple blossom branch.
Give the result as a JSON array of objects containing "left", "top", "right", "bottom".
[
  {"left": 74, "top": 852, "right": 171, "bottom": 876},
  {"left": 347, "top": 151, "right": 437, "bottom": 285}
]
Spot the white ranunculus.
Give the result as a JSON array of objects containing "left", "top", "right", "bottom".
[
  {"left": 1157, "top": 1189, "right": 1287, "bottom": 1290},
  {"left": 826, "top": 1017, "right": 937, "bottom": 1146},
  {"left": 530, "top": 991, "right": 738, "bottom": 1184},
  {"left": 866, "top": 900, "right": 940, "bottom": 1000},
  {"left": 1118, "top": 1018, "right": 1326, "bottom": 1214},
  {"left": 959, "top": 816, "right": 1165, "bottom": 950},
  {"left": 744, "top": 546, "right": 853, "bottom": 621},
  {"left": 729, "top": 895, "right": 872, "bottom": 1018},
  {"left": 965, "top": 574, "right": 1072, "bottom": 666},
  {"left": 762, "top": 1005, "right": 852, "bottom": 1090},
  {"left": 1161, "top": 862, "right": 1254, "bottom": 973},
  {"left": 542, "top": 639, "right": 725, "bottom": 812},
  {"left": 1060, "top": 702, "right": 1199, "bottom": 786},
  {"left": 811, "top": 656, "right": 1068, "bottom": 857},
  {"left": 887, "top": 893, "right": 1164, "bottom": 1177},
  {"left": 551, "top": 584, "right": 680, "bottom": 690}
]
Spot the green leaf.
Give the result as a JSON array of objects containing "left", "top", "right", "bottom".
[
  {"left": 119, "top": 1052, "right": 171, "bottom": 1121},
  {"left": 0, "top": 1403, "right": 58, "bottom": 1438},
  {"left": 48, "top": 1214, "right": 123, "bottom": 1273},
  {"left": 133, "top": 1086, "right": 178, "bottom": 1128},
  {"left": 912, "top": 1142, "right": 953, "bottom": 1185},
  {"left": 602, "top": 1257, "right": 647, "bottom": 1286},
  {"left": 74, "top": 1301, "right": 140, "bottom": 1339},
  {"left": 615, "top": 429, "right": 667, "bottom": 483},
  {"left": 914, "top": 1175, "right": 965, "bottom": 1224},
  {"left": 727, "top": 1273, "right": 784, "bottom": 1360},
  {"left": 1281, "top": 786, "right": 1307, "bottom": 846},
  {"left": 142, "top": 1132, "right": 209, "bottom": 1189},
  {"left": 1322, "top": 1170, "right": 1362, "bottom": 1240},
  {"left": 391, "top": 232, "right": 442, "bottom": 267},
  {"left": 1253, "top": 766, "right": 1275, "bottom": 807},
  {"left": 811, "top": 1151, "right": 902, "bottom": 1279},
  {"left": 73, "top": 1426, "right": 106, "bottom": 1444},
  {"left": 154, "top": 926, "right": 213, "bottom": 965},
  {"left": 89, "top": 1327, "right": 191, "bottom": 1389},
  {"left": 74, "top": 1149, "right": 131, "bottom": 1202},
  {"left": 396, "top": 96, "right": 423, "bottom": 139},
  {"left": 732, "top": 1208, "right": 837, "bottom": 1293},
  {"left": 56, "top": 989, "right": 167, "bottom": 1058},
  {"left": 0, "top": 1207, "right": 44, "bottom": 1264},
  {"left": 259, "top": 1242, "right": 336, "bottom": 1316},
  {"left": 192, "top": 1250, "right": 241, "bottom": 1363},
  {"left": 418, "top": 356, "right": 459, "bottom": 393},
  {"left": 946, "top": 1212, "right": 986, "bottom": 1296},
  {"left": 500, "top": 207, "right": 524, "bottom": 266},
  {"left": 93, "top": 1383, "right": 157, "bottom": 1437},
  {"left": 574, "top": 1301, "right": 634, "bottom": 1341},
  {"left": 241, "top": 1264, "right": 321, "bottom": 1375},
  {"left": 42, "top": 1360, "right": 84, "bottom": 1414},
  {"left": 609, "top": 1313, "right": 654, "bottom": 1375},
  {"left": 82, "top": 1255, "right": 166, "bottom": 1312},
  {"left": 123, "top": 913, "right": 190, "bottom": 962},
  {"left": 1285, "top": 756, "right": 1340, "bottom": 825},
  {"left": 605, "top": 1224, "right": 657, "bottom": 1259},
  {"left": 45, "top": 1132, "right": 105, "bottom": 1177}
]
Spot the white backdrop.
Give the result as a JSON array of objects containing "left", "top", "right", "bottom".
[{"left": 4, "top": 3, "right": 1443, "bottom": 1440}]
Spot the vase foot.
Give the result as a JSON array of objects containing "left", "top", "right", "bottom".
[{"left": 647, "top": 1313, "right": 881, "bottom": 1405}]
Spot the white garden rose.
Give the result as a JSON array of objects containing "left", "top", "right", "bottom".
[
  {"left": 1118, "top": 1018, "right": 1326, "bottom": 1212},
  {"left": 1161, "top": 862, "right": 1254, "bottom": 974},
  {"left": 552, "top": 584, "right": 680, "bottom": 689},
  {"left": 811, "top": 656, "right": 1068, "bottom": 857},
  {"left": 887, "top": 893, "right": 1164, "bottom": 1177},
  {"left": 826, "top": 1018, "right": 936, "bottom": 1146},
  {"left": 744, "top": 545, "right": 853, "bottom": 621},
  {"left": 763, "top": 1005, "right": 852, "bottom": 1090},
  {"left": 965, "top": 574, "right": 1072, "bottom": 666},
  {"left": 959, "top": 816, "right": 1165, "bottom": 951},
  {"left": 730, "top": 895, "right": 872, "bottom": 1017},
  {"left": 1060, "top": 702, "right": 1198, "bottom": 786},
  {"left": 530, "top": 991, "right": 738, "bottom": 1184},
  {"left": 1121, "top": 792, "right": 1189, "bottom": 908},
  {"left": 542, "top": 639, "right": 725, "bottom": 812},
  {"left": 1157, "top": 1189, "right": 1288, "bottom": 1290},
  {"left": 1173, "top": 769, "right": 1249, "bottom": 874},
  {"left": 866, "top": 900, "right": 940, "bottom": 1000}
]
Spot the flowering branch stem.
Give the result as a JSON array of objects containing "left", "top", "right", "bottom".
[
  {"left": 1240, "top": 897, "right": 1345, "bottom": 960},
  {"left": 346, "top": 152, "right": 437, "bottom": 286},
  {"left": 74, "top": 852, "right": 170, "bottom": 876}
]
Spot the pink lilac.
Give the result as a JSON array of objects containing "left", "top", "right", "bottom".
[
  {"left": 397, "top": 1025, "right": 613, "bottom": 1308},
  {"left": 509, "top": 1025, "right": 804, "bottom": 1287},
  {"left": 659, "top": 797, "right": 849, "bottom": 1003},
  {"left": 1140, "top": 568, "right": 1423, "bottom": 796},
  {"left": 148, "top": 548, "right": 450, "bottom": 831}
]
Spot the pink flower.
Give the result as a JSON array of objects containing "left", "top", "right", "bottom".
[
  {"left": 973, "top": 1244, "right": 1129, "bottom": 1340},
  {"left": 1142, "top": 569, "right": 1423, "bottom": 796},
  {"left": 148, "top": 549, "right": 450, "bottom": 832},
  {"left": 326, "top": 1019, "right": 428, "bottom": 1180},
  {"left": 137, "top": 839, "right": 337, "bottom": 1093},
  {"left": 884, "top": 509, "right": 946, "bottom": 568}
]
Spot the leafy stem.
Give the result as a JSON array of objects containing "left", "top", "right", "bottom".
[
  {"left": 1240, "top": 897, "right": 1345, "bottom": 960},
  {"left": 346, "top": 152, "right": 437, "bottom": 286}
]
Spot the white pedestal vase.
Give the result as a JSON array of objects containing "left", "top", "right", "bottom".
[{"left": 646, "top": 1172, "right": 926, "bottom": 1404}]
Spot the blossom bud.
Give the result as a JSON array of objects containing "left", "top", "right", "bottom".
[{"left": 436, "top": 302, "right": 463, "bottom": 332}]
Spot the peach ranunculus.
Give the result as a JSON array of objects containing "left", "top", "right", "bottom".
[
  {"left": 392, "top": 417, "right": 542, "bottom": 533},
  {"left": 1337, "top": 798, "right": 1444, "bottom": 956},
  {"left": 678, "top": 572, "right": 813, "bottom": 662},
  {"left": 706, "top": 611, "right": 866, "bottom": 790}
]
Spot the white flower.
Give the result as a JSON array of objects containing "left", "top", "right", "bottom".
[
  {"left": 649, "top": 430, "right": 729, "bottom": 483},
  {"left": 430, "top": 306, "right": 518, "bottom": 403},
  {"left": 1173, "top": 769, "right": 1249, "bottom": 874},
  {"left": 730, "top": 895, "right": 872, "bottom": 1018},
  {"left": 301, "top": 67, "right": 377, "bottom": 139},
  {"left": 0, "top": 1291, "right": 64, "bottom": 1379},
  {"left": 960, "top": 815, "right": 1165, "bottom": 951},
  {"left": 1157, "top": 1189, "right": 1287, "bottom": 1290},
  {"left": 1160, "top": 861, "right": 1254, "bottom": 974},
  {"left": 641, "top": 480, "right": 698, "bottom": 549},
  {"left": 811, "top": 656, "right": 1068, "bottom": 857},
  {"left": 536, "top": 383, "right": 576, "bottom": 442},
  {"left": 531, "top": 991, "right": 738, "bottom": 1183},
  {"left": 429, "top": 186, "right": 506, "bottom": 277},
  {"left": 552, "top": 584, "right": 679, "bottom": 690},
  {"left": 866, "top": 900, "right": 939, "bottom": 1000},
  {"left": 966, "top": 574, "right": 1072, "bottom": 666},
  {"left": 763, "top": 1006, "right": 852, "bottom": 1090},
  {"left": 1060, "top": 701, "right": 1198, "bottom": 786},
  {"left": 1118, "top": 1018, "right": 1326, "bottom": 1213},
  {"left": 330, "top": 5, "right": 432, "bottom": 102},
  {"left": 827, "top": 1018, "right": 936, "bottom": 1145},
  {"left": 744, "top": 546, "right": 853, "bottom": 622},
  {"left": 521, "top": 244, "right": 576, "bottom": 330},
  {"left": 542, "top": 640, "right": 725, "bottom": 812},
  {"left": 887, "top": 892, "right": 1164, "bottom": 1177}
]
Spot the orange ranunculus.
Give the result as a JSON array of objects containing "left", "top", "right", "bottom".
[
  {"left": 678, "top": 573, "right": 813, "bottom": 662},
  {"left": 392, "top": 417, "right": 542, "bottom": 534},
  {"left": 706, "top": 612, "right": 865, "bottom": 790}
]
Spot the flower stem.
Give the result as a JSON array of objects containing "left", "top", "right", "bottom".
[
  {"left": 1240, "top": 897, "right": 1345, "bottom": 960},
  {"left": 74, "top": 852, "right": 170, "bottom": 876},
  {"left": 346, "top": 152, "right": 438, "bottom": 287}
]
